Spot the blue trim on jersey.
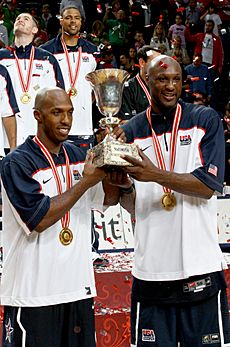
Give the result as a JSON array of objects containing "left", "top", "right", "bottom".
[
  {"left": 122, "top": 100, "right": 225, "bottom": 193},
  {"left": 41, "top": 35, "right": 99, "bottom": 56},
  {"left": 1, "top": 137, "right": 86, "bottom": 231},
  {"left": 0, "top": 64, "right": 19, "bottom": 114}
]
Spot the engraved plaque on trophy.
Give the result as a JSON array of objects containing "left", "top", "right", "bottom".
[{"left": 85, "top": 68, "right": 140, "bottom": 167}]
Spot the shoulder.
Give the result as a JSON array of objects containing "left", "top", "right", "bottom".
[
  {"left": 79, "top": 38, "right": 98, "bottom": 54},
  {"left": 180, "top": 100, "right": 221, "bottom": 128},
  {"left": 0, "top": 48, "right": 13, "bottom": 58},
  {"left": 41, "top": 37, "right": 59, "bottom": 53},
  {"left": 63, "top": 141, "right": 86, "bottom": 163}
]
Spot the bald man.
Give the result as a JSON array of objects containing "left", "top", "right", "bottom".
[
  {"left": 0, "top": 87, "right": 107, "bottom": 346},
  {"left": 112, "top": 56, "right": 230, "bottom": 346}
]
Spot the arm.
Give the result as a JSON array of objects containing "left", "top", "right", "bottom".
[
  {"left": 123, "top": 148, "right": 214, "bottom": 199},
  {"left": 103, "top": 168, "right": 135, "bottom": 217},
  {"left": 2, "top": 115, "right": 16, "bottom": 149}
]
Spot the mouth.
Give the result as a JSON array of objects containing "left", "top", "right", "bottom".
[
  {"left": 58, "top": 128, "right": 70, "bottom": 136},
  {"left": 162, "top": 94, "right": 176, "bottom": 102}
]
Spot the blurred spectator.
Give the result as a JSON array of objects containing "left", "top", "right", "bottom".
[
  {"left": 169, "top": 36, "right": 190, "bottom": 65},
  {"left": 168, "top": 0, "right": 186, "bottom": 26},
  {"left": 119, "top": 46, "right": 160, "bottom": 120},
  {"left": 185, "top": 19, "right": 224, "bottom": 75},
  {"left": 41, "top": 4, "right": 52, "bottom": 31},
  {"left": 97, "top": 46, "right": 115, "bottom": 69},
  {"left": 105, "top": 0, "right": 121, "bottom": 20},
  {"left": 87, "top": 20, "right": 109, "bottom": 47},
  {"left": 185, "top": 0, "right": 202, "bottom": 33},
  {"left": 200, "top": 2, "right": 222, "bottom": 37},
  {"left": 129, "top": 45, "right": 138, "bottom": 66},
  {"left": 149, "top": 22, "right": 170, "bottom": 54},
  {"left": 33, "top": 16, "right": 48, "bottom": 46},
  {"left": 168, "top": 13, "right": 186, "bottom": 48},
  {"left": 46, "top": 8, "right": 61, "bottom": 40},
  {"left": 103, "top": 9, "right": 129, "bottom": 66},
  {"left": 0, "top": 10, "right": 8, "bottom": 47},
  {"left": 185, "top": 53, "right": 212, "bottom": 104},
  {"left": 130, "top": 0, "right": 146, "bottom": 31},
  {"left": 190, "top": 91, "right": 208, "bottom": 105},
  {"left": 0, "top": 0, "right": 20, "bottom": 45},
  {"left": 134, "top": 30, "right": 146, "bottom": 51}
]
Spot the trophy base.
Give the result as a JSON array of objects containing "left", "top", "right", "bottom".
[{"left": 91, "top": 141, "right": 140, "bottom": 167}]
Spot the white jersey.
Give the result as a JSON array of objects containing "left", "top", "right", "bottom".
[
  {"left": 123, "top": 101, "right": 227, "bottom": 281},
  {"left": 0, "top": 44, "right": 65, "bottom": 145},
  {"left": 41, "top": 36, "right": 99, "bottom": 136},
  {"left": 1, "top": 138, "right": 104, "bottom": 307}
]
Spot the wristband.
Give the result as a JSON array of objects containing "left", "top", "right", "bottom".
[{"left": 120, "top": 185, "right": 134, "bottom": 194}]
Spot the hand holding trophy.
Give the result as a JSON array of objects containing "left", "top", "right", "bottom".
[{"left": 85, "top": 68, "right": 140, "bottom": 167}]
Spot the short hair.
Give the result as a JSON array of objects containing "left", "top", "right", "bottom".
[{"left": 137, "top": 45, "right": 160, "bottom": 62}]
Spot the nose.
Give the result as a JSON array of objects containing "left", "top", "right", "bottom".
[
  {"left": 165, "top": 79, "right": 176, "bottom": 90},
  {"left": 61, "top": 112, "right": 72, "bottom": 124}
]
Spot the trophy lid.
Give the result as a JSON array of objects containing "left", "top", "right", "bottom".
[
  {"left": 85, "top": 69, "right": 130, "bottom": 117},
  {"left": 85, "top": 68, "right": 130, "bottom": 86}
]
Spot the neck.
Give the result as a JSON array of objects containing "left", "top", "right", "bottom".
[
  {"left": 62, "top": 32, "right": 79, "bottom": 46},
  {"left": 36, "top": 134, "right": 62, "bottom": 155},
  {"left": 15, "top": 35, "right": 33, "bottom": 48},
  {"left": 140, "top": 69, "right": 147, "bottom": 82}
]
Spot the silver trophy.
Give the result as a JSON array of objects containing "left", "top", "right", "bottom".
[{"left": 86, "top": 68, "right": 140, "bottom": 167}]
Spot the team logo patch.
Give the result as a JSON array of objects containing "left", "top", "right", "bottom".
[
  {"left": 183, "top": 277, "right": 211, "bottom": 293},
  {"left": 35, "top": 63, "right": 43, "bottom": 70},
  {"left": 142, "top": 329, "right": 155, "bottom": 342},
  {"left": 180, "top": 135, "right": 192, "bottom": 146},
  {"left": 73, "top": 169, "right": 82, "bottom": 180},
  {"left": 202, "top": 333, "right": 220, "bottom": 344},
  {"left": 82, "top": 56, "right": 89, "bottom": 62}
]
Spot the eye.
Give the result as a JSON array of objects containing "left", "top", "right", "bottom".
[{"left": 158, "top": 77, "right": 166, "bottom": 82}]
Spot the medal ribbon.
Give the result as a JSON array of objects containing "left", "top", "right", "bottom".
[
  {"left": 146, "top": 103, "right": 182, "bottom": 193},
  {"left": 61, "top": 36, "right": 82, "bottom": 90},
  {"left": 136, "top": 74, "right": 152, "bottom": 105},
  {"left": 13, "top": 46, "right": 35, "bottom": 94},
  {"left": 33, "top": 136, "right": 72, "bottom": 229}
]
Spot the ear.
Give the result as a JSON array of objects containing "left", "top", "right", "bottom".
[
  {"left": 32, "top": 26, "right": 38, "bottom": 36},
  {"left": 34, "top": 109, "right": 42, "bottom": 122},
  {"left": 139, "top": 58, "right": 145, "bottom": 69},
  {"left": 60, "top": 17, "right": 63, "bottom": 27}
]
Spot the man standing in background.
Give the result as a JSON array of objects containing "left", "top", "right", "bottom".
[{"left": 42, "top": 0, "right": 99, "bottom": 152}]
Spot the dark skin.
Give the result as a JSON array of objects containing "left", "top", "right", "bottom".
[
  {"left": 121, "top": 56, "right": 214, "bottom": 200},
  {"left": 33, "top": 87, "right": 107, "bottom": 232}
]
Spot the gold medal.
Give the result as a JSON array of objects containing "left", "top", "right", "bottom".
[
  {"left": 20, "top": 92, "right": 31, "bottom": 104},
  {"left": 59, "top": 228, "right": 73, "bottom": 246},
  {"left": 160, "top": 192, "right": 176, "bottom": 211},
  {"left": 68, "top": 87, "right": 77, "bottom": 97}
]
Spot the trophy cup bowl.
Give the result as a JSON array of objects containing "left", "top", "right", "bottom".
[{"left": 85, "top": 68, "right": 140, "bottom": 167}]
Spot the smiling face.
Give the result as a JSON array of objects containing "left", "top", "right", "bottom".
[
  {"left": 60, "top": 8, "right": 82, "bottom": 36},
  {"left": 147, "top": 56, "right": 182, "bottom": 113},
  {"left": 14, "top": 13, "right": 38, "bottom": 36},
  {"left": 34, "top": 88, "right": 74, "bottom": 151}
]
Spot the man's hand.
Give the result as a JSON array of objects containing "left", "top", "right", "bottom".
[
  {"left": 106, "top": 167, "right": 132, "bottom": 188},
  {"left": 123, "top": 147, "right": 159, "bottom": 182},
  {"left": 83, "top": 151, "right": 106, "bottom": 186}
]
